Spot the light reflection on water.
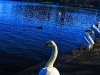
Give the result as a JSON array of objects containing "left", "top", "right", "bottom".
[{"left": 0, "top": 1, "right": 99, "bottom": 75}]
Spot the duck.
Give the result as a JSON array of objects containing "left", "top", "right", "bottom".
[
  {"left": 38, "top": 40, "right": 60, "bottom": 75},
  {"left": 76, "top": 29, "right": 94, "bottom": 50},
  {"left": 38, "top": 26, "right": 42, "bottom": 29}
]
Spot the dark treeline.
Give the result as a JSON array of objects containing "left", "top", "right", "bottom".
[{"left": 12, "top": 0, "right": 100, "bottom": 9}]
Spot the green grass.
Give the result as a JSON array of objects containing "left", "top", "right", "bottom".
[
  {"left": 43, "top": 1, "right": 53, "bottom": 4},
  {"left": 79, "top": 4, "right": 94, "bottom": 8}
]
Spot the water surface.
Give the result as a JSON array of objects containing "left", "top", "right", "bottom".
[{"left": 0, "top": 1, "right": 99, "bottom": 75}]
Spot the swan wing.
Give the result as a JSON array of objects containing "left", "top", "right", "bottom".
[
  {"left": 76, "top": 33, "right": 90, "bottom": 48},
  {"left": 39, "top": 67, "right": 48, "bottom": 75},
  {"left": 84, "top": 33, "right": 94, "bottom": 45},
  {"left": 91, "top": 35, "right": 96, "bottom": 40}
]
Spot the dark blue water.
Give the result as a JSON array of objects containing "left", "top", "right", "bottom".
[{"left": 0, "top": 1, "right": 99, "bottom": 75}]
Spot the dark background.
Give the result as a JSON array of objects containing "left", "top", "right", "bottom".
[{"left": 5, "top": 0, "right": 100, "bottom": 9}]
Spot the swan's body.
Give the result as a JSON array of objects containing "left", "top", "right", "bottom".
[
  {"left": 39, "top": 40, "right": 60, "bottom": 75},
  {"left": 76, "top": 30, "right": 94, "bottom": 50}
]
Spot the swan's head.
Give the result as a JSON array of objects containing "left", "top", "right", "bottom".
[
  {"left": 44, "top": 40, "right": 56, "bottom": 48},
  {"left": 85, "top": 29, "right": 94, "bottom": 35}
]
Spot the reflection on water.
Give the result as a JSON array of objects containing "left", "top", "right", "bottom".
[{"left": 0, "top": 1, "right": 99, "bottom": 75}]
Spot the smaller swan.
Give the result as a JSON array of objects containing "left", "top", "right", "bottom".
[
  {"left": 97, "top": 21, "right": 100, "bottom": 28},
  {"left": 38, "top": 40, "right": 60, "bottom": 75},
  {"left": 76, "top": 29, "right": 94, "bottom": 50},
  {"left": 91, "top": 24, "right": 100, "bottom": 40}
]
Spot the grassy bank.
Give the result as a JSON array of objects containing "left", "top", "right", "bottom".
[{"left": 42, "top": 1, "right": 53, "bottom": 4}]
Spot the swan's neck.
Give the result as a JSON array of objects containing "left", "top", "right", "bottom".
[{"left": 45, "top": 45, "right": 58, "bottom": 67}]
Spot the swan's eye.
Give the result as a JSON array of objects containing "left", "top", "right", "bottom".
[
  {"left": 44, "top": 43, "right": 49, "bottom": 48},
  {"left": 45, "top": 43, "right": 49, "bottom": 46}
]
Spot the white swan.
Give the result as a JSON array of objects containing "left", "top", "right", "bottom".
[
  {"left": 91, "top": 24, "right": 100, "bottom": 40},
  {"left": 97, "top": 21, "right": 100, "bottom": 28},
  {"left": 38, "top": 40, "right": 60, "bottom": 75},
  {"left": 76, "top": 29, "right": 94, "bottom": 50}
]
